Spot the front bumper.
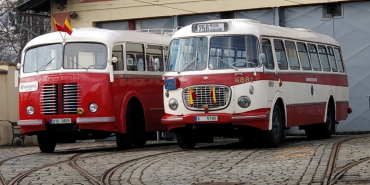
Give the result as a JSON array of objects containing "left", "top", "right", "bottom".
[{"left": 162, "top": 111, "right": 269, "bottom": 130}]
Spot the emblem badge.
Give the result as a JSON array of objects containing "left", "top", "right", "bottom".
[{"left": 203, "top": 76, "right": 208, "bottom": 80}]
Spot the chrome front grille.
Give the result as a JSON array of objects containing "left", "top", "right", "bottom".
[
  {"left": 183, "top": 85, "right": 231, "bottom": 110},
  {"left": 40, "top": 84, "right": 58, "bottom": 115},
  {"left": 62, "top": 84, "right": 81, "bottom": 114}
]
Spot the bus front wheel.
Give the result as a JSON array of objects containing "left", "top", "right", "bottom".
[
  {"left": 263, "top": 104, "right": 283, "bottom": 147},
  {"left": 176, "top": 132, "right": 196, "bottom": 149},
  {"left": 37, "top": 133, "right": 57, "bottom": 153}
]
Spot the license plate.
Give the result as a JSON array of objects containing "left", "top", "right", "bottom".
[
  {"left": 50, "top": 118, "right": 72, "bottom": 124},
  {"left": 195, "top": 116, "right": 218, "bottom": 122}
]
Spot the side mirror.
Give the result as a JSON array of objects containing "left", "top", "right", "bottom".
[
  {"left": 16, "top": 63, "right": 21, "bottom": 70},
  {"left": 112, "top": 56, "right": 118, "bottom": 63},
  {"left": 258, "top": 53, "right": 266, "bottom": 66}
]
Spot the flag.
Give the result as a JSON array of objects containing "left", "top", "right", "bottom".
[
  {"left": 210, "top": 86, "right": 216, "bottom": 106},
  {"left": 189, "top": 87, "right": 197, "bottom": 107},
  {"left": 53, "top": 17, "right": 73, "bottom": 35}
]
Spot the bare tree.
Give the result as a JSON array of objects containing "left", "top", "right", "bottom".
[{"left": 0, "top": 0, "right": 51, "bottom": 63}]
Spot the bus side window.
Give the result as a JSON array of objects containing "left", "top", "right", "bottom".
[
  {"left": 307, "top": 44, "right": 322, "bottom": 71},
  {"left": 297, "top": 42, "right": 311, "bottom": 70},
  {"left": 126, "top": 43, "right": 144, "bottom": 71},
  {"left": 285, "top": 41, "right": 300, "bottom": 70},
  {"left": 146, "top": 45, "right": 163, "bottom": 71},
  {"left": 318, "top": 45, "right": 331, "bottom": 71},
  {"left": 261, "top": 38, "right": 274, "bottom": 69},
  {"left": 327, "top": 46, "right": 338, "bottom": 72},
  {"left": 273, "top": 40, "right": 288, "bottom": 70},
  {"left": 334, "top": 48, "right": 344, "bottom": 72},
  {"left": 112, "top": 45, "right": 124, "bottom": 71}
]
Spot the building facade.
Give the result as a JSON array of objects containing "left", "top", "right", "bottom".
[{"left": 18, "top": 0, "right": 369, "bottom": 132}]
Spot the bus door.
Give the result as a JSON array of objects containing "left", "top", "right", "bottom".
[{"left": 261, "top": 38, "right": 277, "bottom": 107}]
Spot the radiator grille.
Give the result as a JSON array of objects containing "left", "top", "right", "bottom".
[
  {"left": 40, "top": 84, "right": 58, "bottom": 115},
  {"left": 62, "top": 84, "right": 81, "bottom": 114},
  {"left": 183, "top": 85, "right": 231, "bottom": 110}
]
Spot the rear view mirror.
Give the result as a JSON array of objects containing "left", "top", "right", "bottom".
[
  {"left": 16, "top": 63, "right": 21, "bottom": 70},
  {"left": 258, "top": 53, "right": 266, "bottom": 66},
  {"left": 112, "top": 56, "right": 118, "bottom": 63}
]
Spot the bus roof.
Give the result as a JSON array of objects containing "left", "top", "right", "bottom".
[
  {"left": 173, "top": 19, "right": 340, "bottom": 46},
  {"left": 24, "top": 28, "right": 172, "bottom": 51}
]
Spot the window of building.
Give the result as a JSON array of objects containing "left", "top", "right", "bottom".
[
  {"left": 308, "top": 44, "right": 321, "bottom": 71},
  {"left": 285, "top": 41, "right": 300, "bottom": 70},
  {"left": 297, "top": 42, "right": 311, "bottom": 70},
  {"left": 323, "top": 3, "right": 342, "bottom": 19},
  {"left": 318, "top": 45, "right": 331, "bottom": 71},
  {"left": 273, "top": 40, "right": 288, "bottom": 70}
]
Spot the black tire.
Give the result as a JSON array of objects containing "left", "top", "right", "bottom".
[
  {"left": 305, "top": 125, "right": 320, "bottom": 140},
  {"left": 132, "top": 113, "right": 147, "bottom": 146},
  {"left": 176, "top": 132, "right": 196, "bottom": 149},
  {"left": 116, "top": 132, "right": 132, "bottom": 149},
  {"left": 37, "top": 133, "right": 57, "bottom": 153},
  {"left": 263, "top": 104, "right": 283, "bottom": 147},
  {"left": 305, "top": 104, "right": 335, "bottom": 139}
]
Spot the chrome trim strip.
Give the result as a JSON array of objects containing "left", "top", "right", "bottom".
[
  {"left": 18, "top": 120, "right": 43, "bottom": 125},
  {"left": 231, "top": 115, "right": 267, "bottom": 120},
  {"left": 76, "top": 117, "right": 116, "bottom": 123},
  {"left": 161, "top": 118, "right": 183, "bottom": 122}
]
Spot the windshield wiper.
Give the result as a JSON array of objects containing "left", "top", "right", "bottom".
[
  {"left": 177, "top": 51, "right": 198, "bottom": 74},
  {"left": 69, "top": 60, "right": 88, "bottom": 71},
  {"left": 36, "top": 57, "right": 55, "bottom": 73},
  {"left": 216, "top": 50, "right": 238, "bottom": 71}
]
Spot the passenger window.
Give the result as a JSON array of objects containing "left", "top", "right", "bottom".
[
  {"left": 308, "top": 44, "right": 321, "bottom": 71},
  {"left": 262, "top": 39, "right": 274, "bottom": 69},
  {"left": 327, "top": 46, "right": 338, "bottom": 72},
  {"left": 126, "top": 43, "right": 145, "bottom": 71},
  {"left": 146, "top": 45, "right": 164, "bottom": 71},
  {"left": 334, "top": 48, "right": 344, "bottom": 72},
  {"left": 112, "top": 45, "right": 124, "bottom": 71},
  {"left": 273, "top": 40, "right": 288, "bottom": 70},
  {"left": 297, "top": 42, "right": 311, "bottom": 70},
  {"left": 318, "top": 45, "right": 331, "bottom": 71},
  {"left": 285, "top": 41, "right": 300, "bottom": 70}
]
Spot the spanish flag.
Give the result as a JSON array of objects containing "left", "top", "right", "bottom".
[
  {"left": 189, "top": 87, "right": 197, "bottom": 107},
  {"left": 53, "top": 17, "right": 73, "bottom": 35},
  {"left": 210, "top": 86, "right": 216, "bottom": 106}
]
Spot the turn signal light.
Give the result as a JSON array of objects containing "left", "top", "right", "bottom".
[{"left": 77, "top": 108, "right": 84, "bottom": 115}]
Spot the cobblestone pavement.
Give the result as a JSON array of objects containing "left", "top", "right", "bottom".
[{"left": 1, "top": 135, "right": 370, "bottom": 185}]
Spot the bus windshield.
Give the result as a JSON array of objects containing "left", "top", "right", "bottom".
[
  {"left": 23, "top": 44, "right": 63, "bottom": 73},
  {"left": 167, "top": 37, "right": 208, "bottom": 72},
  {"left": 209, "top": 35, "right": 259, "bottom": 70},
  {"left": 64, "top": 43, "right": 107, "bottom": 70}
]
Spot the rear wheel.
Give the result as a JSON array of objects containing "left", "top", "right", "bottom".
[
  {"left": 305, "top": 104, "right": 335, "bottom": 139},
  {"left": 37, "top": 133, "right": 57, "bottom": 153},
  {"left": 176, "top": 131, "right": 196, "bottom": 149},
  {"left": 263, "top": 104, "right": 283, "bottom": 147}
]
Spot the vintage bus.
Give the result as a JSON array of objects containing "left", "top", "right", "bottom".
[
  {"left": 162, "top": 19, "right": 351, "bottom": 149},
  {"left": 17, "top": 28, "right": 171, "bottom": 153}
]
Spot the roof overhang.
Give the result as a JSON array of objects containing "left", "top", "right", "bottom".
[
  {"left": 0, "top": 69, "right": 8, "bottom": 74},
  {"left": 17, "top": 0, "right": 51, "bottom": 12}
]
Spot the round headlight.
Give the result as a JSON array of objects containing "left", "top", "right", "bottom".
[
  {"left": 238, "top": 96, "right": 251, "bottom": 108},
  {"left": 26, "top": 106, "right": 34, "bottom": 115},
  {"left": 168, "top": 98, "right": 178, "bottom": 110},
  {"left": 249, "top": 85, "right": 254, "bottom": 94},
  {"left": 89, "top": 103, "right": 98, "bottom": 113}
]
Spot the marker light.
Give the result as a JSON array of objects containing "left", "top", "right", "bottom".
[
  {"left": 249, "top": 85, "right": 254, "bottom": 94},
  {"left": 26, "top": 106, "right": 34, "bottom": 115},
  {"left": 77, "top": 108, "right": 84, "bottom": 115}
]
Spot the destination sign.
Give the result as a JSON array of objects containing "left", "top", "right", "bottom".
[{"left": 192, "top": 23, "right": 228, "bottom": 33}]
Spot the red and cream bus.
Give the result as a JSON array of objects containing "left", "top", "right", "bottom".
[
  {"left": 17, "top": 28, "right": 171, "bottom": 152},
  {"left": 162, "top": 19, "right": 351, "bottom": 149}
]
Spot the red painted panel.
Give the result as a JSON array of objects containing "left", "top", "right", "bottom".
[
  {"left": 336, "top": 101, "right": 349, "bottom": 121},
  {"left": 286, "top": 106, "right": 295, "bottom": 127}
]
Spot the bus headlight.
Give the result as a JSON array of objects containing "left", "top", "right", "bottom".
[
  {"left": 89, "top": 103, "right": 98, "bottom": 113},
  {"left": 238, "top": 96, "right": 251, "bottom": 108},
  {"left": 26, "top": 106, "right": 35, "bottom": 115},
  {"left": 168, "top": 98, "right": 178, "bottom": 110}
]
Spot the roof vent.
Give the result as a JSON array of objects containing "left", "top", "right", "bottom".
[{"left": 293, "top": 28, "right": 314, "bottom": 32}]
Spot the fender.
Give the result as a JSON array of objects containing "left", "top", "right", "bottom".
[
  {"left": 324, "top": 90, "right": 335, "bottom": 122},
  {"left": 269, "top": 91, "right": 286, "bottom": 130},
  {"left": 118, "top": 91, "right": 145, "bottom": 133}
]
